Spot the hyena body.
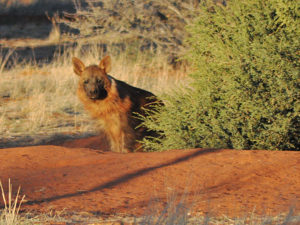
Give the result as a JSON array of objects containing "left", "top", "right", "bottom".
[{"left": 72, "top": 56, "right": 159, "bottom": 153}]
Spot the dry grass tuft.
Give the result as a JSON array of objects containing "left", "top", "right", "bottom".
[{"left": 0, "top": 179, "right": 25, "bottom": 225}]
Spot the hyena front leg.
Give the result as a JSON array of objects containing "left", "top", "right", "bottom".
[{"left": 107, "top": 125, "right": 131, "bottom": 153}]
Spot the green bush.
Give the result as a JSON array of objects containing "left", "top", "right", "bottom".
[{"left": 141, "top": 0, "right": 299, "bottom": 151}]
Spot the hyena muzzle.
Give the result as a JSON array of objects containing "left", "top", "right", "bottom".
[{"left": 72, "top": 55, "right": 161, "bottom": 153}]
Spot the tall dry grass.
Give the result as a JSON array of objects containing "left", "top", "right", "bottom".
[{"left": 0, "top": 45, "right": 188, "bottom": 145}]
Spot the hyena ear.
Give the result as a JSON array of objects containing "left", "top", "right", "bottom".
[
  {"left": 72, "top": 57, "right": 85, "bottom": 76},
  {"left": 99, "top": 56, "right": 111, "bottom": 74}
]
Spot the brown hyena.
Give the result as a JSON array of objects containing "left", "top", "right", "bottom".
[{"left": 72, "top": 56, "right": 160, "bottom": 153}]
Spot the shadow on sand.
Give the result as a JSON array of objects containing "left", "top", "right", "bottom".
[{"left": 24, "top": 148, "right": 221, "bottom": 206}]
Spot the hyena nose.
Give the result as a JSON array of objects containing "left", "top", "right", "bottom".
[{"left": 91, "top": 90, "right": 98, "bottom": 95}]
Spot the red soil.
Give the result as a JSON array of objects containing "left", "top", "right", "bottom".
[{"left": 0, "top": 136, "right": 299, "bottom": 218}]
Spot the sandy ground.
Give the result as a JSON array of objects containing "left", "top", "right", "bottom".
[{"left": 0, "top": 135, "right": 299, "bottom": 219}]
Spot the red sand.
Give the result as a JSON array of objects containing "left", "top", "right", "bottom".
[{"left": 0, "top": 136, "right": 299, "bottom": 218}]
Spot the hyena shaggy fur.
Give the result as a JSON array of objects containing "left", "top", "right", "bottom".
[{"left": 72, "top": 56, "right": 160, "bottom": 153}]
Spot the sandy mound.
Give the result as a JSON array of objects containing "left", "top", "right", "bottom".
[{"left": 0, "top": 136, "right": 299, "bottom": 218}]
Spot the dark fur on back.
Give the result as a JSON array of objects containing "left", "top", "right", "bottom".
[
  {"left": 72, "top": 56, "right": 160, "bottom": 153},
  {"left": 114, "top": 78, "right": 159, "bottom": 139}
]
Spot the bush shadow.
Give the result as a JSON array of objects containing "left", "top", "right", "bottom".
[{"left": 24, "top": 148, "right": 221, "bottom": 206}]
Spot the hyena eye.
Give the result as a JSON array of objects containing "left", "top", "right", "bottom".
[{"left": 83, "top": 80, "right": 89, "bottom": 84}]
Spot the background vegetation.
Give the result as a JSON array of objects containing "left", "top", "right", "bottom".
[
  {"left": 141, "top": 0, "right": 299, "bottom": 151},
  {"left": 58, "top": 0, "right": 201, "bottom": 57}
]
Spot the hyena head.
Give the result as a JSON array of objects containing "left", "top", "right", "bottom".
[{"left": 72, "top": 56, "right": 112, "bottom": 100}]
